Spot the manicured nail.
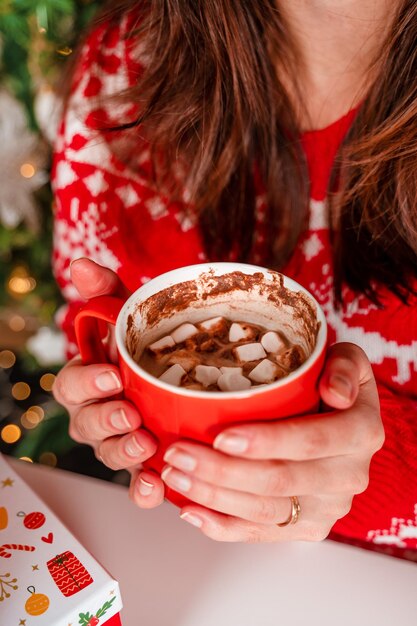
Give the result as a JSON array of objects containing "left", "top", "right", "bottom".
[
  {"left": 125, "top": 434, "right": 145, "bottom": 458},
  {"left": 110, "top": 408, "right": 131, "bottom": 431},
  {"left": 161, "top": 467, "right": 192, "bottom": 492},
  {"left": 138, "top": 477, "right": 154, "bottom": 497},
  {"left": 180, "top": 512, "right": 203, "bottom": 528},
  {"left": 96, "top": 371, "right": 122, "bottom": 392},
  {"left": 328, "top": 374, "right": 353, "bottom": 402},
  {"left": 213, "top": 432, "right": 249, "bottom": 454},
  {"left": 164, "top": 447, "right": 197, "bottom": 471}
]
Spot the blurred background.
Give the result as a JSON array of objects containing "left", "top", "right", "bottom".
[{"left": 0, "top": 0, "right": 122, "bottom": 482}]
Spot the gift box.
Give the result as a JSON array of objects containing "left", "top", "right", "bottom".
[{"left": 0, "top": 454, "right": 122, "bottom": 626}]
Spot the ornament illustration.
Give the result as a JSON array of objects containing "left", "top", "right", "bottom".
[
  {"left": 0, "top": 544, "right": 35, "bottom": 559},
  {"left": 47, "top": 551, "right": 93, "bottom": 597},
  {"left": 41, "top": 532, "right": 53, "bottom": 544},
  {"left": 0, "top": 572, "right": 18, "bottom": 601},
  {"left": 0, "top": 507, "right": 8, "bottom": 530},
  {"left": 25, "top": 586, "right": 50, "bottom": 616},
  {"left": 78, "top": 597, "right": 117, "bottom": 626},
  {"left": 17, "top": 511, "right": 46, "bottom": 530}
]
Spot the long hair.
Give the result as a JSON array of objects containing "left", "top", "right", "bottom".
[{"left": 70, "top": 0, "right": 417, "bottom": 304}]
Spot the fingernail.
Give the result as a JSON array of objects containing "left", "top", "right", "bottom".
[
  {"left": 180, "top": 512, "right": 203, "bottom": 528},
  {"left": 96, "top": 371, "right": 122, "bottom": 392},
  {"left": 125, "top": 434, "right": 145, "bottom": 458},
  {"left": 110, "top": 409, "right": 131, "bottom": 431},
  {"left": 138, "top": 476, "right": 154, "bottom": 497},
  {"left": 328, "top": 373, "right": 353, "bottom": 402},
  {"left": 213, "top": 432, "right": 249, "bottom": 454},
  {"left": 161, "top": 467, "right": 192, "bottom": 492},
  {"left": 164, "top": 447, "right": 197, "bottom": 471}
]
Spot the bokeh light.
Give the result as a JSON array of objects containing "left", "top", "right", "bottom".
[
  {"left": 8, "top": 267, "right": 37, "bottom": 296},
  {"left": 39, "top": 452, "right": 57, "bottom": 467},
  {"left": 20, "top": 163, "right": 36, "bottom": 178},
  {"left": 12, "top": 382, "right": 31, "bottom": 401},
  {"left": 40, "top": 373, "right": 56, "bottom": 392},
  {"left": 1, "top": 424, "right": 22, "bottom": 444},
  {"left": 0, "top": 350, "right": 16, "bottom": 369},
  {"left": 21, "top": 406, "right": 45, "bottom": 430},
  {"left": 9, "top": 315, "right": 26, "bottom": 332}
]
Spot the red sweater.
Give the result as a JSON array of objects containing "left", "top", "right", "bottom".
[{"left": 52, "top": 15, "right": 417, "bottom": 557}]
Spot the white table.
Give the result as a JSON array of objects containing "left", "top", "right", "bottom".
[{"left": 11, "top": 459, "right": 417, "bottom": 626}]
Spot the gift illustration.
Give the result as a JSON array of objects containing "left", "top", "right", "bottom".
[{"left": 47, "top": 551, "right": 94, "bottom": 597}]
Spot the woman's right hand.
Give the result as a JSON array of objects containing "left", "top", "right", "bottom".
[{"left": 52, "top": 258, "right": 165, "bottom": 508}]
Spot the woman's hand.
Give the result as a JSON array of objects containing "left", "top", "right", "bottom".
[
  {"left": 52, "top": 258, "right": 165, "bottom": 508},
  {"left": 161, "top": 343, "right": 385, "bottom": 541}
]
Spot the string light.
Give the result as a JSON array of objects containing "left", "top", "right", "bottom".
[
  {"left": 40, "top": 373, "right": 55, "bottom": 392},
  {"left": 9, "top": 315, "right": 26, "bottom": 332},
  {"left": 8, "top": 267, "right": 36, "bottom": 296},
  {"left": 20, "top": 163, "right": 36, "bottom": 179},
  {"left": 1, "top": 424, "right": 22, "bottom": 444},
  {"left": 12, "top": 382, "right": 31, "bottom": 401},
  {"left": 39, "top": 452, "right": 57, "bottom": 467},
  {"left": 0, "top": 351, "right": 16, "bottom": 369},
  {"left": 56, "top": 46, "right": 73, "bottom": 56}
]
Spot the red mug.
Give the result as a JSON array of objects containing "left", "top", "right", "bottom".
[{"left": 75, "top": 262, "right": 327, "bottom": 506}]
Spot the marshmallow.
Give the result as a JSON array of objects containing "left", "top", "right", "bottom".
[
  {"left": 248, "top": 359, "right": 280, "bottom": 384},
  {"left": 229, "top": 322, "right": 258, "bottom": 342},
  {"left": 220, "top": 366, "right": 243, "bottom": 375},
  {"left": 170, "top": 323, "right": 199, "bottom": 344},
  {"left": 233, "top": 342, "right": 266, "bottom": 363},
  {"left": 261, "top": 331, "right": 286, "bottom": 353},
  {"left": 217, "top": 372, "right": 252, "bottom": 392},
  {"left": 167, "top": 350, "right": 199, "bottom": 372},
  {"left": 149, "top": 335, "right": 175, "bottom": 353},
  {"left": 195, "top": 365, "right": 221, "bottom": 387},
  {"left": 198, "top": 317, "right": 227, "bottom": 332},
  {"left": 159, "top": 364, "right": 186, "bottom": 386}
]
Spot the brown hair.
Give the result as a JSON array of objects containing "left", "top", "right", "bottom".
[{"left": 73, "top": 0, "right": 417, "bottom": 304}]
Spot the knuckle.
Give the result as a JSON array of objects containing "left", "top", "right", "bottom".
[
  {"left": 68, "top": 420, "right": 83, "bottom": 444},
  {"left": 72, "top": 411, "right": 92, "bottom": 442},
  {"left": 263, "top": 464, "right": 291, "bottom": 496},
  {"left": 368, "top": 420, "right": 385, "bottom": 452},
  {"left": 347, "top": 470, "right": 369, "bottom": 495},
  {"left": 327, "top": 497, "right": 353, "bottom": 520},
  {"left": 52, "top": 374, "right": 69, "bottom": 405},
  {"left": 302, "top": 426, "right": 329, "bottom": 459},
  {"left": 243, "top": 526, "right": 265, "bottom": 543},
  {"left": 97, "top": 444, "right": 119, "bottom": 471},
  {"left": 305, "top": 524, "right": 332, "bottom": 542},
  {"left": 199, "top": 483, "right": 218, "bottom": 510},
  {"left": 254, "top": 496, "right": 280, "bottom": 524}
]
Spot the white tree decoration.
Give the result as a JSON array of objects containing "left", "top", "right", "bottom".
[{"left": 0, "top": 89, "right": 48, "bottom": 230}]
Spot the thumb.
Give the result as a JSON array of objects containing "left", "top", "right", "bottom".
[
  {"left": 319, "top": 342, "right": 375, "bottom": 410},
  {"left": 70, "top": 258, "right": 129, "bottom": 300}
]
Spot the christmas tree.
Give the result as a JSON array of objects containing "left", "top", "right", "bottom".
[{"left": 0, "top": 0, "right": 117, "bottom": 478}]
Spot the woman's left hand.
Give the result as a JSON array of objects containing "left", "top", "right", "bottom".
[{"left": 161, "top": 342, "right": 385, "bottom": 542}]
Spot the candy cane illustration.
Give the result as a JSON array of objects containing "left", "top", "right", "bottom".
[{"left": 0, "top": 543, "right": 36, "bottom": 558}]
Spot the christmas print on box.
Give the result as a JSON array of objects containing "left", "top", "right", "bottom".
[{"left": 0, "top": 454, "right": 122, "bottom": 626}]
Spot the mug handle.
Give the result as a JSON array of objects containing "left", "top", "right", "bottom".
[{"left": 74, "top": 295, "right": 125, "bottom": 365}]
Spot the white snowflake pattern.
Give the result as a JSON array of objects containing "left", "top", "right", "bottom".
[{"left": 368, "top": 504, "right": 417, "bottom": 548}]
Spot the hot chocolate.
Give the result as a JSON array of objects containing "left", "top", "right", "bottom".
[{"left": 138, "top": 316, "right": 306, "bottom": 392}]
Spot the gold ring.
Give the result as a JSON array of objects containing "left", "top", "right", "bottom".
[{"left": 276, "top": 496, "right": 301, "bottom": 527}]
